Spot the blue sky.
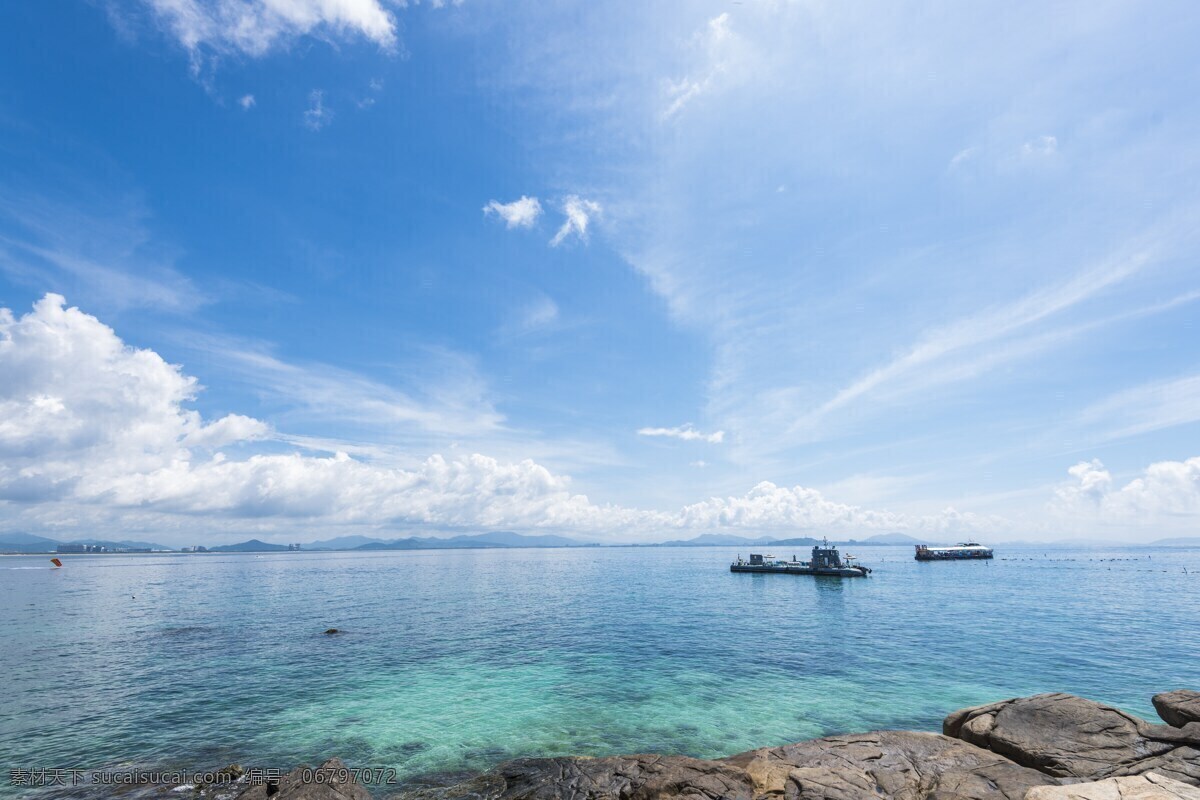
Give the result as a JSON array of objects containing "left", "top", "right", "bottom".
[{"left": 0, "top": 1, "right": 1198, "bottom": 544}]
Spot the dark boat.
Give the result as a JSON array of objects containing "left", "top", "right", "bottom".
[{"left": 731, "top": 539, "right": 871, "bottom": 577}]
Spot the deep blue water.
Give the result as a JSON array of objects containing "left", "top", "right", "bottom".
[{"left": 1, "top": 544, "right": 1198, "bottom": 796}]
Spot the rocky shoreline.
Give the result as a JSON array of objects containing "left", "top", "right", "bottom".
[{"left": 187, "top": 690, "right": 1200, "bottom": 800}]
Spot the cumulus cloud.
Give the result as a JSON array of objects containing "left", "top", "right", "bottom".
[
  {"left": 0, "top": 295, "right": 592, "bottom": 529},
  {"left": 676, "top": 481, "right": 993, "bottom": 535},
  {"left": 303, "top": 89, "right": 333, "bottom": 130},
  {"left": 239, "top": 94, "right": 256, "bottom": 109},
  {"left": 550, "top": 196, "right": 601, "bottom": 246},
  {"left": 0, "top": 295, "right": 269, "bottom": 497},
  {"left": 1054, "top": 457, "right": 1200, "bottom": 520},
  {"left": 483, "top": 196, "right": 542, "bottom": 229},
  {"left": 140, "top": 0, "right": 398, "bottom": 58},
  {"left": 637, "top": 425, "right": 725, "bottom": 444}
]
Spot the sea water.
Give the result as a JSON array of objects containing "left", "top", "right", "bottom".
[{"left": 1, "top": 545, "right": 1197, "bottom": 796}]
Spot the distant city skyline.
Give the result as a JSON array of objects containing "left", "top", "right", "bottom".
[{"left": 1, "top": 2, "right": 1199, "bottom": 546}]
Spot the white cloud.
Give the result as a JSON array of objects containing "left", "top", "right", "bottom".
[
  {"left": 140, "top": 0, "right": 398, "bottom": 58},
  {"left": 0, "top": 295, "right": 266, "bottom": 497},
  {"left": 483, "top": 195, "right": 542, "bottom": 229},
  {"left": 239, "top": 93, "right": 255, "bottom": 109},
  {"left": 1054, "top": 457, "right": 1200, "bottom": 521},
  {"left": 0, "top": 294, "right": 585, "bottom": 530},
  {"left": 1021, "top": 134, "right": 1058, "bottom": 158},
  {"left": 550, "top": 195, "right": 601, "bottom": 246},
  {"left": 1054, "top": 459, "right": 1114, "bottom": 507},
  {"left": 16, "top": 295, "right": 1200, "bottom": 544},
  {"left": 676, "top": 481, "right": 994, "bottom": 535},
  {"left": 303, "top": 89, "right": 333, "bottom": 130},
  {"left": 663, "top": 12, "right": 739, "bottom": 119},
  {"left": 637, "top": 425, "right": 725, "bottom": 444}
]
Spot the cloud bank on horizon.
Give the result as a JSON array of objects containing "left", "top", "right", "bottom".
[
  {"left": 0, "top": 295, "right": 1195, "bottom": 543},
  {"left": 0, "top": 1, "right": 1198, "bottom": 544}
]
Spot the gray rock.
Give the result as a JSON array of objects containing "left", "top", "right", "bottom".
[
  {"left": 237, "top": 758, "right": 371, "bottom": 800},
  {"left": 391, "top": 731, "right": 1055, "bottom": 800},
  {"left": 943, "top": 693, "right": 1200, "bottom": 784},
  {"left": 391, "top": 754, "right": 756, "bottom": 800},
  {"left": 1025, "top": 771, "right": 1200, "bottom": 799},
  {"left": 1156, "top": 693, "right": 1200, "bottom": 729},
  {"left": 725, "top": 731, "right": 1056, "bottom": 800}
]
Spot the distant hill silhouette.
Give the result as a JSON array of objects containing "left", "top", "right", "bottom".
[
  {"left": 656, "top": 534, "right": 782, "bottom": 546},
  {"left": 209, "top": 539, "right": 290, "bottom": 552},
  {"left": 0, "top": 533, "right": 171, "bottom": 553},
  {"left": 304, "top": 535, "right": 386, "bottom": 550},
  {"left": 853, "top": 533, "right": 925, "bottom": 545},
  {"left": 354, "top": 532, "right": 589, "bottom": 550}
]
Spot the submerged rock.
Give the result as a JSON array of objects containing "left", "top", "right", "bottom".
[
  {"left": 943, "top": 693, "right": 1200, "bottom": 785},
  {"left": 1025, "top": 771, "right": 1200, "bottom": 799},
  {"left": 1156, "top": 692, "right": 1200, "bottom": 729}
]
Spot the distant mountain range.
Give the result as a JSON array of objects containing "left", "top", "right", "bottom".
[
  {"left": 209, "top": 539, "right": 292, "bottom": 552},
  {"left": 0, "top": 533, "right": 172, "bottom": 553},
  {"left": 3, "top": 530, "right": 1198, "bottom": 555},
  {"left": 351, "top": 532, "right": 591, "bottom": 551},
  {"left": 1148, "top": 537, "right": 1200, "bottom": 547}
]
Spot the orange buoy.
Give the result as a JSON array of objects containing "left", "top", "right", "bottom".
[{"left": 50, "top": 558, "right": 63, "bottom": 567}]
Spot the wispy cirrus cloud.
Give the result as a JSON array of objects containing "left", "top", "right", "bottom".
[
  {"left": 303, "top": 89, "right": 333, "bottom": 130},
  {"left": 818, "top": 252, "right": 1148, "bottom": 410},
  {"left": 0, "top": 188, "right": 204, "bottom": 312},
  {"left": 1076, "top": 373, "right": 1200, "bottom": 442},
  {"left": 495, "top": 294, "right": 559, "bottom": 341},
  {"left": 177, "top": 332, "right": 506, "bottom": 439},
  {"left": 662, "top": 12, "right": 738, "bottom": 119},
  {"left": 637, "top": 425, "right": 725, "bottom": 444}
]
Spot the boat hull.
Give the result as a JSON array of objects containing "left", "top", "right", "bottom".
[
  {"left": 730, "top": 564, "right": 869, "bottom": 577},
  {"left": 914, "top": 551, "right": 993, "bottom": 561}
]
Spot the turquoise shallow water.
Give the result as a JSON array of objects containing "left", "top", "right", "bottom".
[{"left": 1, "top": 544, "right": 1198, "bottom": 796}]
